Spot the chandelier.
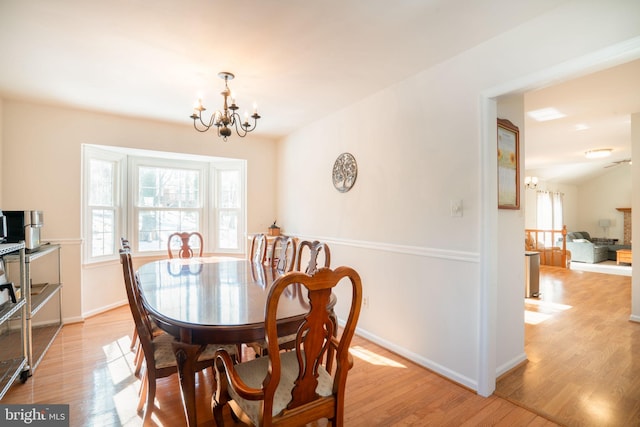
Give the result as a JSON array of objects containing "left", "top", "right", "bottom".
[
  {"left": 190, "top": 72, "right": 261, "bottom": 141},
  {"left": 524, "top": 176, "right": 538, "bottom": 189}
]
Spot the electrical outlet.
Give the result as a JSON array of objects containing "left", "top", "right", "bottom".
[{"left": 363, "top": 297, "right": 369, "bottom": 308}]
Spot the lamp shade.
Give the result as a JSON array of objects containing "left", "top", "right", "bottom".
[{"left": 598, "top": 219, "right": 611, "bottom": 227}]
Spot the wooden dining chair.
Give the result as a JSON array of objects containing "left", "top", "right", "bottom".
[
  {"left": 212, "top": 266, "right": 363, "bottom": 427},
  {"left": 295, "top": 240, "right": 331, "bottom": 273},
  {"left": 167, "top": 231, "right": 204, "bottom": 259},
  {"left": 121, "top": 237, "right": 143, "bottom": 356},
  {"left": 119, "top": 249, "right": 236, "bottom": 424},
  {"left": 121, "top": 236, "right": 167, "bottom": 375},
  {"left": 250, "top": 233, "right": 267, "bottom": 264},
  {"left": 270, "top": 235, "right": 297, "bottom": 273},
  {"left": 249, "top": 239, "right": 332, "bottom": 358},
  {"left": 246, "top": 235, "right": 297, "bottom": 358}
]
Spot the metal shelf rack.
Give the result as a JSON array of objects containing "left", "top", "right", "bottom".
[{"left": 0, "top": 242, "right": 27, "bottom": 399}]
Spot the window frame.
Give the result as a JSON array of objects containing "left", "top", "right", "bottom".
[
  {"left": 82, "top": 144, "right": 246, "bottom": 264},
  {"left": 82, "top": 145, "right": 126, "bottom": 264},
  {"left": 211, "top": 162, "right": 247, "bottom": 253}
]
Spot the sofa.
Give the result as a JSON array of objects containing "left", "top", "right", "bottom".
[
  {"left": 562, "top": 231, "right": 609, "bottom": 264},
  {"left": 590, "top": 237, "right": 632, "bottom": 261}
]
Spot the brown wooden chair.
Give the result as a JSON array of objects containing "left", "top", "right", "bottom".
[
  {"left": 119, "top": 249, "right": 236, "bottom": 424},
  {"left": 295, "top": 240, "right": 331, "bottom": 273},
  {"left": 250, "top": 233, "right": 267, "bottom": 264},
  {"left": 212, "top": 266, "right": 362, "bottom": 427},
  {"left": 167, "top": 231, "right": 204, "bottom": 259},
  {"left": 121, "top": 237, "right": 144, "bottom": 358},
  {"left": 250, "top": 240, "right": 332, "bottom": 358},
  {"left": 270, "top": 236, "right": 297, "bottom": 273},
  {"left": 122, "top": 236, "right": 168, "bottom": 375},
  {"left": 246, "top": 235, "right": 297, "bottom": 358}
]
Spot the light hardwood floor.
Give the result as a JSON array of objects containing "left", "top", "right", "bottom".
[
  {"left": 2, "top": 306, "right": 557, "bottom": 426},
  {"left": 496, "top": 265, "right": 637, "bottom": 427}
]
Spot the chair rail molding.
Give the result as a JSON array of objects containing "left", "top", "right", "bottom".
[{"left": 291, "top": 234, "right": 479, "bottom": 264}]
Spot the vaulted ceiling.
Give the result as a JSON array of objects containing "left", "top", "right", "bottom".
[{"left": 524, "top": 59, "right": 638, "bottom": 185}]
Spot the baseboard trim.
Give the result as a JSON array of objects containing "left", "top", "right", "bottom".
[
  {"left": 82, "top": 300, "right": 128, "bottom": 319},
  {"left": 496, "top": 352, "right": 528, "bottom": 378},
  {"left": 354, "top": 325, "right": 478, "bottom": 391}
]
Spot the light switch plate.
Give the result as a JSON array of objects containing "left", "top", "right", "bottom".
[{"left": 450, "top": 200, "right": 463, "bottom": 217}]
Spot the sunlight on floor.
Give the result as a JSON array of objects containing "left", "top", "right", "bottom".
[
  {"left": 102, "top": 335, "right": 144, "bottom": 426},
  {"left": 349, "top": 346, "right": 406, "bottom": 368},
  {"left": 524, "top": 310, "right": 553, "bottom": 325},
  {"left": 524, "top": 299, "right": 572, "bottom": 324},
  {"left": 103, "top": 336, "right": 136, "bottom": 384},
  {"left": 526, "top": 298, "right": 572, "bottom": 311},
  {"left": 581, "top": 394, "right": 614, "bottom": 425}
]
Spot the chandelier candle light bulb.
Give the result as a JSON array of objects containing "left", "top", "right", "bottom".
[{"left": 190, "top": 72, "right": 261, "bottom": 141}]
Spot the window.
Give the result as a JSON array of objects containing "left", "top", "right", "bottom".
[
  {"left": 82, "top": 145, "right": 246, "bottom": 263},
  {"left": 216, "top": 168, "right": 241, "bottom": 250},
  {"left": 536, "top": 191, "right": 564, "bottom": 247},
  {"left": 84, "top": 149, "right": 125, "bottom": 262},
  {"left": 133, "top": 160, "right": 205, "bottom": 252}
]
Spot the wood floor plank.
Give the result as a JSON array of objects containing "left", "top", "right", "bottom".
[
  {"left": 3, "top": 304, "right": 557, "bottom": 426},
  {"left": 497, "top": 265, "right": 637, "bottom": 427}
]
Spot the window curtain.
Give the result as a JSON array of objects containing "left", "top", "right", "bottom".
[{"left": 536, "top": 191, "right": 564, "bottom": 247}]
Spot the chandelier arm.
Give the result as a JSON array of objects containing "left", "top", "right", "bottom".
[
  {"left": 189, "top": 72, "right": 260, "bottom": 140},
  {"left": 196, "top": 109, "right": 227, "bottom": 132},
  {"left": 193, "top": 121, "right": 211, "bottom": 132},
  {"left": 203, "top": 111, "right": 220, "bottom": 128},
  {"left": 228, "top": 112, "right": 249, "bottom": 137},
  {"left": 231, "top": 111, "right": 261, "bottom": 136}
]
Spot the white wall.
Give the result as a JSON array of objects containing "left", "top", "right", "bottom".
[
  {"left": 277, "top": 0, "right": 640, "bottom": 394},
  {"left": 577, "top": 166, "right": 632, "bottom": 240},
  {"left": 278, "top": 78, "right": 482, "bottom": 387},
  {"left": 496, "top": 95, "right": 526, "bottom": 376},
  {"left": 1, "top": 100, "right": 278, "bottom": 319}
]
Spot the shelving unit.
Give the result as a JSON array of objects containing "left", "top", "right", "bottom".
[
  {"left": 4, "top": 244, "right": 62, "bottom": 378},
  {"left": 0, "top": 242, "right": 27, "bottom": 399}
]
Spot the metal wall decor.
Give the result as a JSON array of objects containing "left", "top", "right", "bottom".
[{"left": 332, "top": 152, "right": 357, "bottom": 193}]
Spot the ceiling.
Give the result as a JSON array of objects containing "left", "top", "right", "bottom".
[
  {"left": 0, "top": 0, "right": 636, "bottom": 185},
  {"left": 523, "top": 59, "right": 638, "bottom": 185}
]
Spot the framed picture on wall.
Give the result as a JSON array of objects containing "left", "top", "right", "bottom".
[{"left": 497, "top": 118, "right": 520, "bottom": 209}]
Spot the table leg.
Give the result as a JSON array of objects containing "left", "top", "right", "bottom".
[{"left": 172, "top": 341, "right": 203, "bottom": 427}]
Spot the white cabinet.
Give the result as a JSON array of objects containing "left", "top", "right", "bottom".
[
  {"left": 3, "top": 244, "right": 62, "bottom": 378},
  {"left": 0, "top": 242, "right": 27, "bottom": 399}
]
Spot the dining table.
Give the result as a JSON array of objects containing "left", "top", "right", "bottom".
[{"left": 136, "top": 256, "right": 335, "bottom": 427}]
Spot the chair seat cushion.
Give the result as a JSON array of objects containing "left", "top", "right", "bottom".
[
  {"left": 228, "top": 350, "right": 333, "bottom": 425},
  {"left": 152, "top": 332, "right": 236, "bottom": 369},
  {"left": 250, "top": 334, "right": 298, "bottom": 352},
  {"left": 153, "top": 332, "right": 179, "bottom": 369}
]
